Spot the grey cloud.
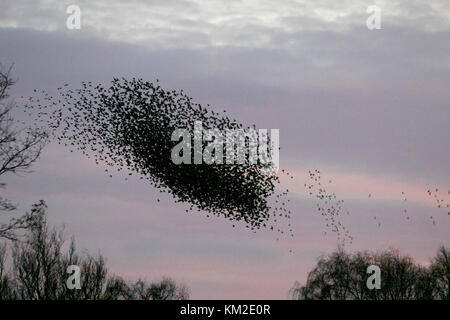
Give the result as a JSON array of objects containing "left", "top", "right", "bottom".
[
  {"left": 0, "top": 26, "right": 448, "bottom": 185},
  {"left": 2, "top": 0, "right": 449, "bottom": 49}
]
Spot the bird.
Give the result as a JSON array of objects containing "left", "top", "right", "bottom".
[{"left": 23, "top": 78, "right": 294, "bottom": 237}]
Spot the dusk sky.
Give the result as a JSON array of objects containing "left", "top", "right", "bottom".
[{"left": 1, "top": 0, "right": 449, "bottom": 299}]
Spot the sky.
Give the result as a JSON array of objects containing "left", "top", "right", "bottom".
[{"left": 0, "top": 0, "right": 449, "bottom": 299}]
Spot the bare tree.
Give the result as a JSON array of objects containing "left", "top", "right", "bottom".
[
  {"left": 290, "top": 247, "right": 448, "bottom": 300},
  {"left": 430, "top": 246, "right": 450, "bottom": 300},
  {"left": 102, "top": 276, "right": 133, "bottom": 300},
  {"left": 101, "top": 276, "right": 189, "bottom": 300},
  {"left": 0, "top": 242, "right": 16, "bottom": 299},
  {"left": 10, "top": 201, "right": 107, "bottom": 300},
  {"left": 3, "top": 201, "right": 189, "bottom": 300},
  {"left": 130, "top": 277, "right": 189, "bottom": 300},
  {"left": 12, "top": 201, "right": 66, "bottom": 299},
  {"left": 0, "top": 63, "right": 48, "bottom": 240}
]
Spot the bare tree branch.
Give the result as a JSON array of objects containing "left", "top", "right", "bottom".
[{"left": 0, "top": 63, "right": 48, "bottom": 240}]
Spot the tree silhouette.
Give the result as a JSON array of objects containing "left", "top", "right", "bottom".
[
  {"left": 0, "top": 64, "right": 48, "bottom": 240},
  {"left": 290, "top": 246, "right": 450, "bottom": 300},
  {"left": 430, "top": 246, "right": 450, "bottom": 299},
  {"left": 0, "top": 201, "right": 189, "bottom": 300}
]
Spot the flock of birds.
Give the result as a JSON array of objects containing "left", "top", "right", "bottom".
[
  {"left": 382, "top": 188, "right": 449, "bottom": 226},
  {"left": 425, "top": 188, "right": 450, "bottom": 225},
  {"left": 427, "top": 188, "right": 450, "bottom": 211},
  {"left": 304, "top": 170, "right": 353, "bottom": 245},
  {"left": 20, "top": 78, "right": 448, "bottom": 247},
  {"left": 22, "top": 78, "right": 293, "bottom": 236},
  {"left": 304, "top": 169, "right": 448, "bottom": 246}
]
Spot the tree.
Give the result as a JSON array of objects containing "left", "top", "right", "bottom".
[
  {"left": 11, "top": 201, "right": 77, "bottom": 299},
  {"left": 430, "top": 246, "right": 450, "bottom": 299},
  {"left": 1, "top": 201, "right": 189, "bottom": 300},
  {"left": 0, "top": 242, "right": 16, "bottom": 299},
  {"left": 290, "top": 247, "right": 449, "bottom": 300},
  {"left": 130, "top": 277, "right": 189, "bottom": 300},
  {"left": 101, "top": 276, "right": 189, "bottom": 300},
  {"left": 0, "top": 63, "right": 48, "bottom": 240}
]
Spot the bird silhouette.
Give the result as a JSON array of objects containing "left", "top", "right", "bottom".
[{"left": 23, "top": 78, "right": 294, "bottom": 236}]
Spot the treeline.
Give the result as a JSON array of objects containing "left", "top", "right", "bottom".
[
  {"left": 0, "top": 64, "right": 188, "bottom": 300},
  {"left": 0, "top": 201, "right": 189, "bottom": 300},
  {"left": 290, "top": 246, "right": 450, "bottom": 300}
]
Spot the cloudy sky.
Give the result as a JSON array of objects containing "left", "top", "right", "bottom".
[{"left": 1, "top": 0, "right": 449, "bottom": 299}]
